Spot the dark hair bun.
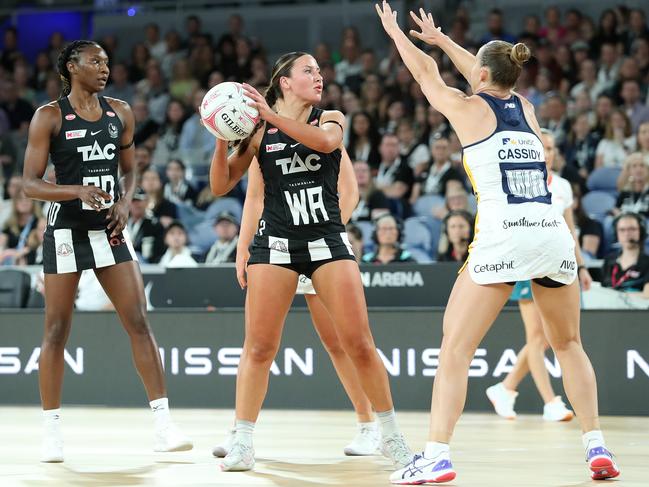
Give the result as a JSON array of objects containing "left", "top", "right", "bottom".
[{"left": 510, "top": 43, "right": 531, "bottom": 67}]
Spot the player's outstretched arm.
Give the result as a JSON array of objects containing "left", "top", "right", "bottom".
[
  {"left": 376, "top": 1, "right": 467, "bottom": 120},
  {"left": 409, "top": 8, "right": 476, "bottom": 84}
]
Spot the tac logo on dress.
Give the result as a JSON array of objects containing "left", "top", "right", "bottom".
[
  {"left": 56, "top": 243, "right": 74, "bottom": 256},
  {"left": 108, "top": 123, "right": 118, "bottom": 139}
]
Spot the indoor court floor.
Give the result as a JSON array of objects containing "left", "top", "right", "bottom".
[{"left": 1, "top": 407, "right": 646, "bottom": 486}]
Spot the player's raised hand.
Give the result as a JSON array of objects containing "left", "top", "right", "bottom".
[
  {"left": 409, "top": 8, "right": 443, "bottom": 45},
  {"left": 375, "top": 1, "right": 400, "bottom": 39}
]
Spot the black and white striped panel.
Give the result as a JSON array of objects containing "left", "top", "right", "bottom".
[
  {"left": 251, "top": 232, "right": 354, "bottom": 265},
  {"left": 43, "top": 228, "right": 137, "bottom": 274}
]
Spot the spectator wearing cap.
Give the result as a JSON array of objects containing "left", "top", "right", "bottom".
[
  {"left": 127, "top": 187, "right": 165, "bottom": 263},
  {"left": 159, "top": 220, "right": 197, "bottom": 267},
  {"left": 204, "top": 212, "right": 239, "bottom": 264}
]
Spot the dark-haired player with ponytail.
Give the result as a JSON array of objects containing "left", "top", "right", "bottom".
[
  {"left": 23, "top": 40, "right": 191, "bottom": 462},
  {"left": 377, "top": 2, "right": 619, "bottom": 483},
  {"left": 208, "top": 51, "right": 412, "bottom": 472}
]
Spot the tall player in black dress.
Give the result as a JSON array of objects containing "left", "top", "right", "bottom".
[
  {"left": 23, "top": 40, "right": 191, "bottom": 462},
  {"left": 209, "top": 52, "right": 412, "bottom": 471}
]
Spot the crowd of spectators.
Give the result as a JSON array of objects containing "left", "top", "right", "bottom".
[{"left": 0, "top": 4, "right": 648, "bottom": 295}]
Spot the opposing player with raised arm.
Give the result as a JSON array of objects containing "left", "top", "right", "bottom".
[{"left": 376, "top": 2, "right": 619, "bottom": 483}]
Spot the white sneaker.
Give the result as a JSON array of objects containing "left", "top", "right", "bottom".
[
  {"left": 220, "top": 441, "right": 255, "bottom": 471},
  {"left": 381, "top": 433, "right": 413, "bottom": 468},
  {"left": 390, "top": 451, "right": 456, "bottom": 484},
  {"left": 212, "top": 428, "right": 235, "bottom": 457},
  {"left": 543, "top": 396, "right": 574, "bottom": 422},
  {"left": 486, "top": 382, "right": 518, "bottom": 419},
  {"left": 41, "top": 430, "right": 64, "bottom": 463},
  {"left": 344, "top": 423, "right": 381, "bottom": 456},
  {"left": 153, "top": 422, "right": 193, "bottom": 452}
]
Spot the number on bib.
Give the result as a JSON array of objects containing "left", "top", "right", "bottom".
[
  {"left": 81, "top": 175, "right": 115, "bottom": 210},
  {"left": 499, "top": 162, "right": 551, "bottom": 205}
]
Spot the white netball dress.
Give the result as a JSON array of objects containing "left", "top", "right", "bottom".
[{"left": 462, "top": 93, "right": 577, "bottom": 285}]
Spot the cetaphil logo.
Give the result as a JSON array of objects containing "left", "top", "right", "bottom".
[
  {"left": 108, "top": 123, "right": 118, "bottom": 139},
  {"left": 77, "top": 141, "right": 116, "bottom": 162},
  {"left": 65, "top": 129, "right": 86, "bottom": 140},
  {"left": 276, "top": 153, "right": 321, "bottom": 175},
  {"left": 473, "top": 260, "right": 514, "bottom": 273},
  {"left": 56, "top": 243, "right": 73, "bottom": 256},
  {"left": 269, "top": 240, "right": 289, "bottom": 253},
  {"left": 266, "top": 143, "right": 286, "bottom": 153}
]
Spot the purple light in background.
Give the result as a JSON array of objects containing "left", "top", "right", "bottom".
[{"left": 127, "top": 7, "right": 136, "bottom": 17}]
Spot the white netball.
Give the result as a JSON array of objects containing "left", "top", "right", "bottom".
[{"left": 200, "top": 82, "right": 260, "bottom": 141}]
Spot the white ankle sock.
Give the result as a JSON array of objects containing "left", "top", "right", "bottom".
[
  {"left": 43, "top": 408, "right": 62, "bottom": 430},
  {"left": 150, "top": 398, "right": 171, "bottom": 429},
  {"left": 234, "top": 419, "right": 255, "bottom": 447},
  {"left": 424, "top": 441, "right": 450, "bottom": 458},
  {"left": 358, "top": 421, "right": 378, "bottom": 431},
  {"left": 376, "top": 409, "right": 399, "bottom": 437},
  {"left": 582, "top": 430, "right": 605, "bottom": 451}
]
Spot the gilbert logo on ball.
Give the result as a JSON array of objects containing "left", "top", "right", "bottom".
[{"left": 200, "top": 82, "right": 260, "bottom": 141}]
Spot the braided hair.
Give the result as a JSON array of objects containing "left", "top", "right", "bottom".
[
  {"left": 236, "top": 51, "right": 309, "bottom": 155},
  {"left": 56, "top": 40, "right": 101, "bottom": 97}
]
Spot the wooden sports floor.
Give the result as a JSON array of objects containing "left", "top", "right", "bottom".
[{"left": 1, "top": 407, "right": 646, "bottom": 486}]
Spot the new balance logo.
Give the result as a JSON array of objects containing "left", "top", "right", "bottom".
[{"left": 276, "top": 153, "right": 321, "bottom": 175}]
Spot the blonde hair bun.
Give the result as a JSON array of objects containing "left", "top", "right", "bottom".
[{"left": 510, "top": 43, "right": 531, "bottom": 67}]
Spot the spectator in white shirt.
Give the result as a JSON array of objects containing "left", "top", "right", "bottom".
[{"left": 159, "top": 221, "right": 197, "bottom": 268}]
